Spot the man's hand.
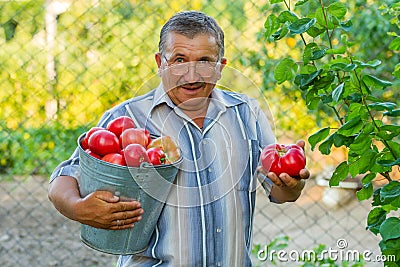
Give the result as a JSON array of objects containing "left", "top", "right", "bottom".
[
  {"left": 75, "top": 191, "right": 144, "bottom": 230},
  {"left": 48, "top": 176, "right": 144, "bottom": 230},
  {"left": 258, "top": 140, "right": 310, "bottom": 203}
]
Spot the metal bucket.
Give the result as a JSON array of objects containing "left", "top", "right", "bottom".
[{"left": 77, "top": 133, "right": 181, "bottom": 255}]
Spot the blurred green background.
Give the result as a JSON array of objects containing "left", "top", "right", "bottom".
[{"left": 0, "top": 0, "right": 398, "bottom": 176}]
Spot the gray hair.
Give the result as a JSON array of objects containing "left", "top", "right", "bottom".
[{"left": 159, "top": 11, "right": 225, "bottom": 60}]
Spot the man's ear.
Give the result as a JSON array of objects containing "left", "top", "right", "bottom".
[
  {"left": 155, "top": 52, "right": 162, "bottom": 68},
  {"left": 215, "top": 57, "right": 227, "bottom": 80},
  {"left": 155, "top": 52, "right": 163, "bottom": 76}
]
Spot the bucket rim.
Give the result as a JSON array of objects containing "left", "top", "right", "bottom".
[{"left": 77, "top": 132, "right": 183, "bottom": 170}]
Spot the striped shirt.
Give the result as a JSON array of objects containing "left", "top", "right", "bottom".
[{"left": 50, "top": 84, "right": 275, "bottom": 266}]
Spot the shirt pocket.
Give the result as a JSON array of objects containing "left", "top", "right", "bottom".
[{"left": 234, "top": 139, "right": 260, "bottom": 191}]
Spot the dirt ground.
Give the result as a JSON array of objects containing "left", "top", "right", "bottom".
[{"left": 0, "top": 175, "right": 384, "bottom": 267}]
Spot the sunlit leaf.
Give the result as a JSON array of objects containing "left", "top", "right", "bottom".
[
  {"left": 329, "top": 161, "right": 349, "bottom": 186},
  {"left": 289, "top": 18, "right": 316, "bottom": 34},
  {"left": 327, "top": 2, "right": 347, "bottom": 19},
  {"left": 337, "top": 116, "right": 363, "bottom": 136},
  {"left": 380, "top": 217, "right": 400, "bottom": 242},
  {"left": 367, "top": 207, "right": 387, "bottom": 235},
  {"left": 332, "top": 83, "right": 344, "bottom": 103},
  {"left": 274, "top": 58, "right": 298, "bottom": 84},
  {"left": 363, "top": 74, "right": 393, "bottom": 88},
  {"left": 308, "top": 127, "right": 330, "bottom": 150},
  {"left": 389, "top": 37, "right": 400, "bottom": 51}
]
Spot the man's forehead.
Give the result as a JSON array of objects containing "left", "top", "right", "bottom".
[{"left": 163, "top": 32, "right": 218, "bottom": 57}]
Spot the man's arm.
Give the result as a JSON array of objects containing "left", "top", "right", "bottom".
[{"left": 48, "top": 175, "right": 144, "bottom": 230}]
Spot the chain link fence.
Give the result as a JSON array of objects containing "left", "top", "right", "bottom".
[{"left": 0, "top": 1, "right": 389, "bottom": 266}]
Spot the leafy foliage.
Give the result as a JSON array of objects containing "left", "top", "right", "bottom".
[{"left": 264, "top": 0, "right": 400, "bottom": 265}]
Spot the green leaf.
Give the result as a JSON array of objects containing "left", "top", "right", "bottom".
[
  {"left": 2, "top": 19, "right": 18, "bottom": 41},
  {"left": 319, "top": 133, "right": 335, "bottom": 155},
  {"left": 356, "top": 150, "right": 377, "bottom": 174},
  {"left": 354, "top": 59, "right": 382, "bottom": 68},
  {"left": 389, "top": 37, "right": 400, "bottom": 51},
  {"left": 332, "top": 83, "right": 344, "bottom": 103},
  {"left": 270, "top": 0, "right": 284, "bottom": 3},
  {"left": 327, "top": 2, "right": 347, "bottom": 19},
  {"left": 393, "top": 63, "right": 400, "bottom": 79},
  {"left": 380, "top": 217, "right": 400, "bottom": 242},
  {"left": 367, "top": 207, "right": 387, "bottom": 235},
  {"left": 380, "top": 181, "right": 400, "bottom": 204},
  {"left": 289, "top": 18, "right": 316, "bottom": 34},
  {"left": 340, "top": 20, "right": 352, "bottom": 31},
  {"left": 329, "top": 161, "right": 349, "bottom": 186},
  {"left": 377, "top": 157, "right": 400, "bottom": 167},
  {"left": 356, "top": 182, "right": 373, "bottom": 201},
  {"left": 333, "top": 134, "right": 355, "bottom": 147},
  {"left": 368, "top": 102, "right": 397, "bottom": 112},
  {"left": 294, "top": 69, "right": 323, "bottom": 88},
  {"left": 362, "top": 173, "right": 377, "bottom": 185},
  {"left": 306, "top": 26, "right": 325, "bottom": 38},
  {"left": 264, "top": 15, "right": 279, "bottom": 38},
  {"left": 329, "top": 62, "right": 356, "bottom": 71},
  {"left": 349, "top": 133, "right": 372, "bottom": 155},
  {"left": 362, "top": 74, "right": 393, "bottom": 88},
  {"left": 271, "top": 24, "right": 290, "bottom": 40},
  {"left": 277, "top": 11, "right": 298, "bottom": 23},
  {"left": 303, "top": 43, "right": 326, "bottom": 64},
  {"left": 308, "top": 127, "right": 330, "bottom": 150},
  {"left": 337, "top": 116, "right": 363, "bottom": 136},
  {"left": 377, "top": 125, "right": 400, "bottom": 140},
  {"left": 274, "top": 58, "right": 298, "bottom": 84},
  {"left": 384, "top": 109, "right": 400, "bottom": 117},
  {"left": 295, "top": 0, "right": 310, "bottom": 6},
  {"left": 325, "top": 46, "right": 347, "bottom": 55}
]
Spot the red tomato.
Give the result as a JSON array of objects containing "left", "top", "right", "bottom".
[
  {"left": 81, "top": 126, "right": 104, "bottom": 150},
  {"left": 148, "top": 136, "right": 181, "bottom": 164},
  {"left": 106, "top": 116, "right": 135, "bottom": 137},
  {"left": 85, "top": 149, "right": 101, "bottom": 159},
  {"left": 120, "top": 128, "right": 151, "bottom": 148},
  {"left": 88, "top": 129, "right": 120, "bottom": 156},
  {"left": 102, "top": 153, "right": 126, "bottom": 166},
  {"left": 124, "top": 144, "right": 149, "bottom": 167},
  {"left": 260, "top": 144, "right": 306, "bottom": 177},
  {"left": 146, "top": 147, "right": 166, "bottom": 165}
]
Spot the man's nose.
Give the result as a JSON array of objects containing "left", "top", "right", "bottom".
[{"left": 184, "top": 62, "right": 200, "bottom": 82}]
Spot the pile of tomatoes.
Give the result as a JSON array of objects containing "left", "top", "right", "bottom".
[{"left": 80, "top": 116, "right": 181, "bottom": 167}]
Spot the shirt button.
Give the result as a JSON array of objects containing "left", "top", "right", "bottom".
[
  {"left": 217, "top": 262, "right": 221, "bottom": 266},
  {"left": 202, "top": 140, "right": 207, "bottom": 145},
  {"left": 216, "top": 228, "right": 222, "bottom": 233},
  {"left": 208, "top": 168, "right": 212, "bottom": 172}
]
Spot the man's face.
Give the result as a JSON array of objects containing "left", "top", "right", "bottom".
[{"left": 155, "top": 32, "right": 226, "bottom": 111}]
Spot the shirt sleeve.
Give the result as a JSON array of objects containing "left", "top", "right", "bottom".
[{"left": 49, "top": 148, "right": 80, "bottom": 183}]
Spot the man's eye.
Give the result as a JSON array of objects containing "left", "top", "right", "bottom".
[{"left": 175, "top": 58, "right": 184, "bottom": 63}]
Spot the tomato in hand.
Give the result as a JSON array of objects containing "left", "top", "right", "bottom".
[
  {"left": 106, "top": 116, "right": 135, "bottom": 137},
  {"left": 146, "top": 147, "right": 166, "bottom": 165},
  {"left": 260, "top": 144, "right": 306, "bottom": 177},
  {"left": 88, "top": 129, "right": 120, "bottom": 156}
]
